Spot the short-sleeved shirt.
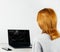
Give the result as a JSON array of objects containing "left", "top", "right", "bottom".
[{"left": 32, "top": 33, "right": 60, "bottom": 52}]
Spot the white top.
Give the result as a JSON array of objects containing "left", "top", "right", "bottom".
[{"left": 32, "top": 33, "right": 60, "bottom": 52}]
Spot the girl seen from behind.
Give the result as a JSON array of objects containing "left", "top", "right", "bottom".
[{"left": 32, "top": 8, "right": 60, "bottom": 52}]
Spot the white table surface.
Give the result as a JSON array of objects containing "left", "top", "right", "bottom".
[{"left": 0, "top": 43, "right": 32, "bottom": 52}]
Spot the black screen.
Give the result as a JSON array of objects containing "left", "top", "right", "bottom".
[{"left": 8, "top": 30, "right": 30, "bottom": 48}]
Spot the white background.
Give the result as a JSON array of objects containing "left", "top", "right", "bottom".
[{"left": 0, "top": 0, "right": 60, "bottom": 44}]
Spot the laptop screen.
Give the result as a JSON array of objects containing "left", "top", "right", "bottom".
[{"left": 8, "top": 29, "right": 30, "bottom": 48}]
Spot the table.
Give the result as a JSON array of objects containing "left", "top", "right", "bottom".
[{"left": 0, "top": 43, "right": 32, "bottom": 52}]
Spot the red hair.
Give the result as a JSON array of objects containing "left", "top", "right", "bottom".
[{"left": 37, "top": 8, "right": 60, "bottom": 40}]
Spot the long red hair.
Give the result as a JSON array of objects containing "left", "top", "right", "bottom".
[{"left": 37, "top": 8, "right": 60, "bottom": 40}]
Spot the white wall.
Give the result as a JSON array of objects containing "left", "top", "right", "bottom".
[{"left": 0, "top": 0, "right": 60, "bottom": 44}]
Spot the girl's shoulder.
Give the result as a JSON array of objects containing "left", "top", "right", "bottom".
[
  {"left": 38, "top": 33, "right": 50, "bottom": 40},
  {"left": 35, "top": 33, "right": 51, "bottom": 43}
]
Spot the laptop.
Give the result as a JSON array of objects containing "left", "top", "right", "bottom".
[{"left": 8, "top": 29, "right": 32, "bottom": 48}]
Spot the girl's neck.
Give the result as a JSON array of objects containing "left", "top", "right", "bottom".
[{"left": 42, "top": 31, "right": 60, "bottom": 40}]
